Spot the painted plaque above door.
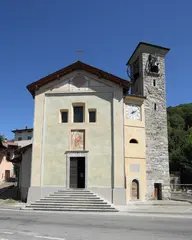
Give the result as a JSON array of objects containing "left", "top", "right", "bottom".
[{"left": 71, "top": 130, "right": 85, "bottom": 150}]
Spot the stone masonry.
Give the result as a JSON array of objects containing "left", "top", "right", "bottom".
[
  {"left": 142, "top": 52, "right": 170, "bottom": 200},
  {"left": 128, "top": 44, "right": 171, "bottom": 200}
]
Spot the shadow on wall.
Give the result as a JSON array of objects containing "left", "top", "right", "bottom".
[
  {"left": 0, "top": 185, "right": 20, "bottom": 200},
  {"left": 0, "top": 154, "right": 3, "bottom": 164},
  {"left": 6, "top": 177, "right": 16, "bottom": 183}
]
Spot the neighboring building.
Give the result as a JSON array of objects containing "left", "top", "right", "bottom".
[
  {"left": 0, "top": 141, "right": 17, "bottom": 182},
  {"left": 20, "top": 42, "right": 170, "bottom": 204},
  {"left": 10, "top": 144, "right": 32, "bottom": 202},
  {"left": 12, "top": 127, "right": 33, "bottom": 147}
]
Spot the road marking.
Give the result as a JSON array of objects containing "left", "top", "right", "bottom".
[
  {"left": 181, "top": 207, "right": 192, "bottom": 213},
  {"left": 0, "top": 232, "right": 13, "bottom": 235},
  {"left": 35, "top": 236, "right": 65, "bottom": 240}
]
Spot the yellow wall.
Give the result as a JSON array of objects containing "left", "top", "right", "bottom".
[{"left": 124, "top": 96, "right": 146, "bottom": 201}]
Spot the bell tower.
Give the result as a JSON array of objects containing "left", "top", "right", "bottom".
[{"left": 127, "top": 42, "right": 170, "bottom": 199}]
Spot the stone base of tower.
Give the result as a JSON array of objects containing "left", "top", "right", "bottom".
[{"left": 146, "top": 180, "right": 171, "bottom": 200}]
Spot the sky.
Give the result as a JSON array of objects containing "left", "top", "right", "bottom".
[{"left": 0, "top": 0, "right": 192, "bottom": 139}]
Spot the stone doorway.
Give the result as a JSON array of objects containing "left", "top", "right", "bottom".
[
  {"left": 70, "top": 157, "right": 85, "bottom": 188},
  {"left": 154, "top": 183, "right": 162, "bottom": 200}
]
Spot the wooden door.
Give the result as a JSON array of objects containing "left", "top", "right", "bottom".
[
  {"left": 70, "top": 158, "right": 77, "bottom": 188},
  {"left": 77, "top": 158, "right": 85, "bottom": 188},
  {"left": 5, "top": 170, "right": 10, "bottom": 181}
]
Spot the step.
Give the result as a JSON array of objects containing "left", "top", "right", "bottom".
[
  {"left": 54, "top": 190, "right": 93, "bottom": 193},
  {"left": 24, "top": 207, "right": 118, "bottom": 212},
  {"left": 50, "top": 193, "right": 96, "bottom": 196},
  {"left": 57, "top": 190, "right": 91, "bottom": 193},
  {"left": 36, "top": 199, "right": 105, "bottom": 203},
  {"left": 45, "top": 194, "right": 100, "bottom": 199},
  {"left": 26, "top": 203, "right": 113, "bottom": 207},
  {"left": 25, "top": 205, "right": 116, "bottom": 209},
  {"left": 28, "top": 203, "right": 109, "bottom": 207}
]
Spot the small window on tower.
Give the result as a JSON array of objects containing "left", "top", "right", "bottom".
[
  {"left": 129, "top": 139, "right": 138, "bottom": 144},
  {"left": 153, "top": 79, "right": 156, "bottom": 87},
  {"left": 154, "top": 103, "right": 157, "bottom": 110},
  {"left": 133, "top": 59, "right": 140, "bottom": 80}
]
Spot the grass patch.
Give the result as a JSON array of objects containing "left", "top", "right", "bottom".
[{"left": 2, "top": 199, "right": 20, "bottom": 204}]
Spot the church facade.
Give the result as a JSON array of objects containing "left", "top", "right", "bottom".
[{"left": 27, "top": 42, "right": 170, "bottom": 205}]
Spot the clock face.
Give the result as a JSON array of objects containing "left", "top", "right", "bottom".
[{"left": 126, "top": 104, "right": 141, "bottom": 120}]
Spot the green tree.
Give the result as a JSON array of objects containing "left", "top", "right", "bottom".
[
  {"left": 168, "top": 114, "right": 185, "bottom": 130},
  {"left": 0, "top": 135, "right": 4, "bottom": 145},
  {"left": 167, "top": 103, "right": 192, "bottom": 183}
]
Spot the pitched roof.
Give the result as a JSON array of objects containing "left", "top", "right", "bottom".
[
  {"left": 12, "top": 128, "right": 33, "bottom": 133},
  {"left": 26, "top": 61, "right": 130, "bottom": 97},
  {"left": 127, "top": 42, "right": 170, "bottom": 65},
  {"left": 15, "top": 143, "right": 32, "bottom": 154}
]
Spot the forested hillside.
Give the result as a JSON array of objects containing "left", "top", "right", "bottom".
[{"left": 167, "top": 103, "right": 192, "bottom": 183}]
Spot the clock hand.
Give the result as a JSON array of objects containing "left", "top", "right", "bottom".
[{"left": 131, "top": 110, "right": 136, "bottom": 114}]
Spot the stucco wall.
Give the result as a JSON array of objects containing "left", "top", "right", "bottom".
[
  {"left": 30, "top": 71, "right": 125, "bottom": 193},
  {"left": 124, "top": 96, "right": 146, "bottom": 201},
  {"left": 14, "top": 131, "right": 33, "bottom": 141},
  {"left": 43, "top": 93, "right": 112, "bottom": 187},
  {"left": 19, "top": 147, "right": 32, "bottom": 201},
  {"left": 125, "top": 158, "right": 146, "bottom": 201},
  {"left": 0, "top": 152, "right": 14, "bottom": 182}
]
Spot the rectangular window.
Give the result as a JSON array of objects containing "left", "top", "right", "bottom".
[
  {"left": 89, "top": 110, "right": 96, "bottom": 122},
  {"left": 27, "top": 136, "right": 32, "bottom": 140},
  {"left": 153, "top": 79, "right": 156, "bottom": 86},
  {"left": 61, "top": 111, "right": 68, "bottom": 123},
  {"left": 73, "top": 106, "right": 84, "bottom": 122},
  {"left": 18, "top": 137, "right": 22, "bottom": 141}
]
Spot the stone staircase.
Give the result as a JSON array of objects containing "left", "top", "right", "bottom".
[{"left": 23, "top": 189, "right": 118, "bottom": 212}]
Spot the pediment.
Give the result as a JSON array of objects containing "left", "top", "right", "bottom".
[
  {"left": 27, "top": 61, "right": 130, "bottom": 97},
  {"left": 42, "top": 71, "right": 114, "bottom": 94}
]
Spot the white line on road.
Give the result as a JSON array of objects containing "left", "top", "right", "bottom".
[
  {"left": 0, "top": 232, "right": 13, "bottom": 235},
  {"left": 35, "top": 236, "right": 65, "bottom": 240},
  {"left": 181, "top": 207, "right": 192, "bottom": 213}
]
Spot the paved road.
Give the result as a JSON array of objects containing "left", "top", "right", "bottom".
[{"left": 0, "top": 210, "right": 192, "bottom": 240}]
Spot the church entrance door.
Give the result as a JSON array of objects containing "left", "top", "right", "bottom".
[{"left": 69, "top": 157, "right": 85, "bottom": 188}]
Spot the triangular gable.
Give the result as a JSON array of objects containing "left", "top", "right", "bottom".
[{"left": 26, "top": 61, "right": 130, "bottom": 97}]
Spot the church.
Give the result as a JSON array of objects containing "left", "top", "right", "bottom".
[{"left": 23, "top": 42, "right": 170, "bottom": 205}]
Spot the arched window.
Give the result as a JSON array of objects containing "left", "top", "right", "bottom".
[
  {"left": 129, "top": 139, "right": 138, "bottom": 144},
  {"left": 132, "top": 179, "right": 139, "bottom": 200}
]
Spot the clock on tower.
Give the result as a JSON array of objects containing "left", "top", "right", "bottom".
[{"left": 126, "top": 104, "right": 141, "bottom": 120}]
